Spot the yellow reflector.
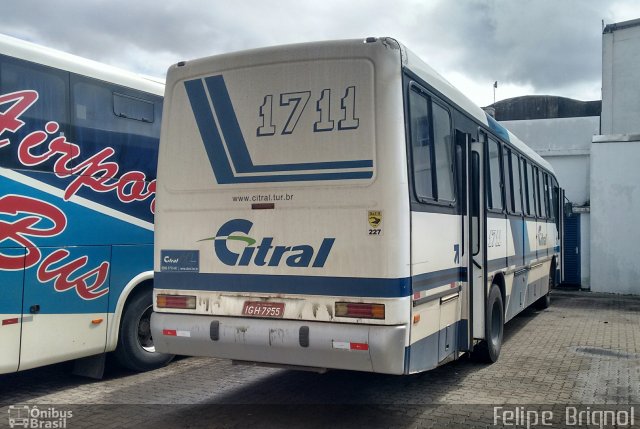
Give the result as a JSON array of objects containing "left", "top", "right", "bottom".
[{"left": 335, "top": 302, "right": 385, "bottom": 319}]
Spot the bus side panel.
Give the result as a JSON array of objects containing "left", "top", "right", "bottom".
[
  {"left": 19, "top": 245, "right": 110, "bottom": 371},
  {"left": 105, "top": 244, "right": 153, "bottom": 351},
  {"left": 0, "top": 248, "right": 24, "bottom": 374},
  {"left": 506, "top": 270, "right": 528, "bottom": 321},
  {"left": 108, "top": 245, "right": 153, "bottom": 315},
  {"left": 525, "top": 218, "right": 544, "bottom": 306},
  {"left": 1, "top": 171, "right": 153, "bottom": 371},
  {"left": 0, "top": 47, "right": 162, "bottom": 374},
  {"left": 407, "top": 212, "right": 463, "bottom": 372},
  {"left": 486, "top": 215, "right": 508, "bottom": 278},
  {"left": 504, "top": 216, "right": 524, "bottom": 321},
  {"left": 525, "top": 219, "right": 538, "bottom": 266}
]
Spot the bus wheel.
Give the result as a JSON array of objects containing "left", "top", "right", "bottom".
[
  {"left": 114, "top": 289, "right": 174, "bottom": 372},
  {"left": 472, "top": 284, "right": 504, "bottom": 363}
]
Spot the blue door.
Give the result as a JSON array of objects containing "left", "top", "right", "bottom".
[{"left": 563, "top": 213, "right": 581, "bottom": 285}]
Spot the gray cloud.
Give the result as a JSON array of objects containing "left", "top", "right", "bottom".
[
  {"left": 414, "top": 0, "right": 607, "bottom": 90},
  {"left": 0, "top": 0, "right": 635, "bottom": 103}
]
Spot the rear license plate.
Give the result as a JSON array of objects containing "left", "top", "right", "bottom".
[{"left": 242, "top": 301, "right": 285, "bottom": 318}]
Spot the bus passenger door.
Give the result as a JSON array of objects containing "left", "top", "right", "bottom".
[
  {"left": 19, "top": 246, "right": 110, "bottom": 371},
  {"left": 469, "top": 132, "right": 486, "bottom": 341},
  {"left": 456, "top": 131, "right": 471, "bottom": 351}
]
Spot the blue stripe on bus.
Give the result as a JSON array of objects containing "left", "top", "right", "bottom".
[
  {"left": 156, "top": 271, "right": 411, "bottom": 298},
  {"left": 184, "top": 79, "right": 237, "bottom": 183},
  {"left": 183, "top": 76, "right": 374, "bottom": 184},
  {"left": 487, "top": 257, "right": 508, "bottom": 272},
  {"left": 155, "top": 266, "right": 469, "bottom": 298}
]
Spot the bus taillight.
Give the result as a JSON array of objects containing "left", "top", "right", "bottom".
[
  {"left": 157, "top": 294, "right": 196, "bottom": 310},
  {"left": 335, "top": 302, "right": 385, "bottom": 320}
]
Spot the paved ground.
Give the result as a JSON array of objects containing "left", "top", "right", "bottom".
[{"left": 0, "top": 290, "right": 639, "bottom": 428}]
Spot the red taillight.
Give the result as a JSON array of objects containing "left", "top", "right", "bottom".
[
  {"left": 156, "top": 294, "right": 196, "bottom": 309},
  {"left": 335, "top": 302, "right": 385, "bottom": 319}
]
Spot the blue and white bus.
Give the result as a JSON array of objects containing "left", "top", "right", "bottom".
[
  {"left": 152, "top": 38, "right": 562, "bottom": 374},
  {"left": 0, "top": 34, "right": 172, "bottom": 376}
]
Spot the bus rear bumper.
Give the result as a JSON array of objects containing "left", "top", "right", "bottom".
[{"left": 151, "top": 313, "right": 407, "bottom": 374}]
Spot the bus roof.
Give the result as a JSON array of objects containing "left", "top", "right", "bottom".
[{"left": 0, "top": 33, "right": 164, "bottom": 96}]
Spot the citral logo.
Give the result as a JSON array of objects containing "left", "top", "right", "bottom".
[{"left": 200, "top": 219, "right": 334, "bottom": 268}]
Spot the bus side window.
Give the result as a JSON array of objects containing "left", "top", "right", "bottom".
[
  {"left": 552, "top": 178, "right": 560, "bottom": 233},
  {"left": 521, "top": 158, "right": 529, "bottom": 215},
  {"left": 535, "top": 167, "right": 546, "bottom": 218},
  {"left": 71, "top": 75, "right": 162, "bottom": 181},
  {"left": 486, "top": 138, "right": 503, "bottom": 211},
  {"left": 503, "top": 146, "right": 513, "bottom": 213},
  {"left": 526, "top": 162, "right": 536, "bottom": 217},
  {"left": 0, "top": 56, "right": 69, "bottom": 172},
  {"left": 544, "top": 173, "right": 555, "bottom": 220},
  {"left": 408, "top": 86, "right": 455, "bottom": 205},
  {"left": 471, "top": 151, "right": 481, "bottom": 256},
  {"left": 431, "top": 102, "right": 454, "bottom": 203},
  {"left": 511, "top": 152, "right": 523, "bottom": 214},
  {"left": 408, "top": 88, "right": 434, "bottom": 201}
]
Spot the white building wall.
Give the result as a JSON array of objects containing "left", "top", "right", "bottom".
[
  {"left": 591, "top": 19, "right": 640, "bottom": 295},
  {"left": 602, "top": 21, "right": 640, "bottom": 135},
  {"left": 501, "top": 117, "right": 598, "bottom": 288},
  {"left": 590, "top": 136, "right": 640, "bottom": 294}
]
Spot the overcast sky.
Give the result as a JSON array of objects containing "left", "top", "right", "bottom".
[{"left": 1, "top": 0, "right": 638, "bottom": 106}]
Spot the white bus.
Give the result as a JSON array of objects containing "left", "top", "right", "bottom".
[
  {"left": 0, "top": 34, "right": 172, "bottom": 377},
  {"left": 151, "top": 38, "right": 562, "bottom": 374}
]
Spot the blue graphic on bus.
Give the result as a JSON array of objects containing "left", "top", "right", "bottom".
[{"left": 199, "top": 218, "right": 335, "bottom": 268}]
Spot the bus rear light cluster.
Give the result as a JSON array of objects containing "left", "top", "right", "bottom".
[
  {"left": 335, "top": 302, "right": 385, "bottom": 319},
  {"left": 156, "top": 294, "right": 196, "bottom": 310}
]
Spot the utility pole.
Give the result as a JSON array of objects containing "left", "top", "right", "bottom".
[{"left": 493, "top": 81, "right": 498, "bottom": 105}]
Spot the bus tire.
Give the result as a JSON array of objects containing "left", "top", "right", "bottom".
[
  {"left": 472, "top": 284, "right": 504, "bottom": 363},
  {"left": 114, "top": 289, "right": 174, "bottom": 372}
]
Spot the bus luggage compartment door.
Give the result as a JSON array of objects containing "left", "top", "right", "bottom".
[{"left": 18, "top": 246, "right": 111, "bottom": 371}]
